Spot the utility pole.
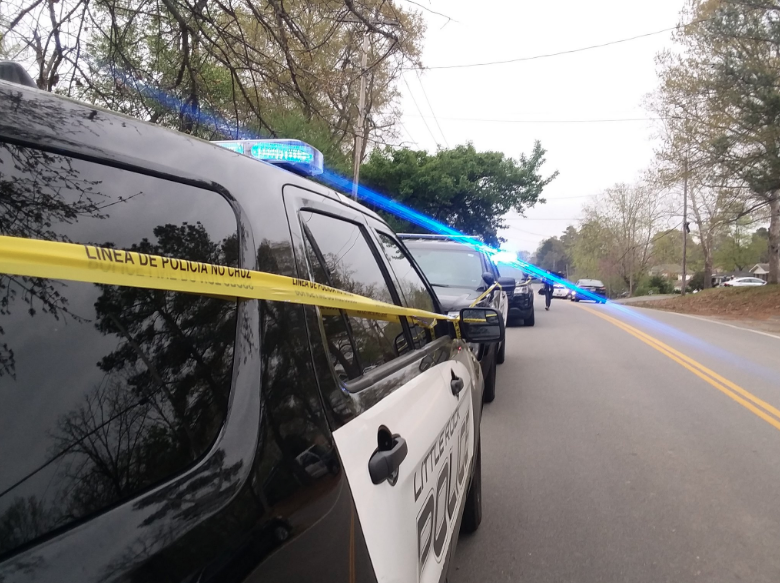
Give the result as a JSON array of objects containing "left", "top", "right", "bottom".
[
  {"left": 681, "top": 159, "right": 688, "bottom": 296},
  {"left": 352, "top": 32, "right": 369, "bottom": 200}
]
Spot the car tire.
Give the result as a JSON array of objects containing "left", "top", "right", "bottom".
[
  {"left": 496, "top": 339, "right": 506, "bottom": 365},
  {"left": 460, "top": 439, "right": 482, "bottom": 534},
  {"left": 574, "top": 298, "right": 580, "bottom": 303},
  {"left": 524, "top": 311, "right": 535, "bottom": 326},
  {"left": 482, "top": 356, "right": 496, "bottom": 403}
]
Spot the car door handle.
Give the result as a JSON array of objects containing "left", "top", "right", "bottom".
[
  {"left": 450, "top": 370, "right": 464, "bottom": 396},
  {"left": 368, "top": 435, "right": 408, "bottom": 485}
]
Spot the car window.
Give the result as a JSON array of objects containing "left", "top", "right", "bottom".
[
  {"left": 376, "top": 233, "right": 437, "bottom": 349},
  {"left": 300, "top": 211, "right": 407, "bottom": 381},
  {"left": 0, "top": 143, "right": 239, "bottom": 555},
  {"left": 376, "top": 234, "right": 436, "bottom": 313},
  {"left": 405, "top": 244, "right": 484, "bottom": 289},
  {"left": 499, "top": 266, "right": 527, "bottom": 281}
]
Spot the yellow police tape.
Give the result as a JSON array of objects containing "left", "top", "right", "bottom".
[
  {"left": 0, "top": 235, "right": 464, "bottom": 329},
  {"left": 470, "top": 282, "right": 500, "bottom": 307}
]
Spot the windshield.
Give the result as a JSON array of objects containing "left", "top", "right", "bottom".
[
  {"left": 498, "top": 265, "right": 528, "bottom": 282},
  {"left": 406, "top": 245, "right": 484, "bottom": 289},
  {"left": 579, "top": 280, "right": 604, "bottom": 287}
]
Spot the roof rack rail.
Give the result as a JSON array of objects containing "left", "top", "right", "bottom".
[
  {"left": 0, "top": 62, "right": 36, "bottom": 88},
  {"left": 397, "top": 233, "right": 484, "bottom": 242}
]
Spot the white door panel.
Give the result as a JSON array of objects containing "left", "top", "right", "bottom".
[{"left": 334, "top": 357, "right": 476, "bottom": 583}]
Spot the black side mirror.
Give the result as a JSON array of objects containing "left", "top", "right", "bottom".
[
  {"left": 458, "top": 308, "right": 504, "bottom": 344},
  {"left": 497, "top": 276, "right": 516, "bottom": 298},
  {"left": 482, "top": 272, "right": 495, "bottom": 286}
]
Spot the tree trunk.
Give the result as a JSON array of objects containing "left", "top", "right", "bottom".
[{"left": 769, "top": 193, "right": 780, "bottom": 285}]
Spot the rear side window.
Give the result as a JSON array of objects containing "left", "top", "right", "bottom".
[
  {"left": 376, "top": 234, "right": 435, "bottom": 313},
  {"left": 299, "top": 211, "right": 406, "bottom": 381},
  {"left": 376, "top": 233, "right": 437, "bottom": 349},
  {"left": 0, "top": 144, "right": 239, "bottom": 555}
]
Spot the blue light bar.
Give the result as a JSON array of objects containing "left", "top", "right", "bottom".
[{"left": 212, "top": 139, "right": 324, "bottom": 176}]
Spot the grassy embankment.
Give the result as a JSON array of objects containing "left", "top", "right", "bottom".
[{"left": 633, "top": 285, "right": 780, "bottom": 320}]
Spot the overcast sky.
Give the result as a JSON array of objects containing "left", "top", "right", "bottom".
[{"left": 396, "top": 0, "right": 685, "bottom": 254}]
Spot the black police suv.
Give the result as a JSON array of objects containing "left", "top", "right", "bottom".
[
  {"left": 497, "top": 264, "right": 535, "bottom": 326},
  {"left": 0, "top": 72, "right": 504, "bottom": 583},
  {"left": 398, "top": 235, "right": 515, "bottom": 403}
]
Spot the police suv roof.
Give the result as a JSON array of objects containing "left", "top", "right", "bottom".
[
  {"left": 399, "top": 234, "right": 488, "bottom": 253},
  {"left": 0, "top": 78, "right": 382, "bottom": 223}
]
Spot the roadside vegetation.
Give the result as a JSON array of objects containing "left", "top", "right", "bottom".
[
  {"left": 632, "top": 285, "right": 780, "bottom": 320},
  {"left": 533, "top": 0, "right": 780, "bottom": 296}
]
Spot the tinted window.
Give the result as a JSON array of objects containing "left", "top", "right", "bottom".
[
  {"left": 499, "top": 266, "right": 527, "bottom": 281},
  {"left": 405, "top": 243, "right": 484, "bottom": 289},
  {"left": 376, "top": 234, "right": 435, "bottom": 313},
  {"left": 300, "top": 211, "right": 405, "bottom": 380},
  {"left": 377, "top": 233, "right": 437, "bottom": 349},
  {"left": 0, "top": 144, "right": 239, "bottom": 555}
]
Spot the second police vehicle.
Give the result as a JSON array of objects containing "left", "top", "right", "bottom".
[{"left": 398, "top": 235, "right": 515, "bottom": 403}]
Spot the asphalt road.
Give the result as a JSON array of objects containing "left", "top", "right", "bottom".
[{"left": 451, "top": 298, "right": 780, "bottom": 583}]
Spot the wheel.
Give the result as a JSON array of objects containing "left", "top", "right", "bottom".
[
  {"left": 460, "top": 439, "right": 482, "bottom": 534},
  {"left": 482, "top": 356, "right": 496, "bottom": 403},
  {"left": 524, "top": 311, "right": 535, "bottom": 326},
  {"left": 574, "top": 298, "right": 580, "bottom": 302},
  {"left": 496, "top": 339, "right": 506, "bottom": 365}
]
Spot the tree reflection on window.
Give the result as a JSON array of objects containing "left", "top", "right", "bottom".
[
  {"left": 0, "top": 142, "right": 240, "bottom": 556},
  {"left": 299, "top": 211, "right": 407, "bottom": 380}
]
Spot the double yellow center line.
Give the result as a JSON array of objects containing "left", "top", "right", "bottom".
[{"left": 581, "top": 306, "right": 780, "bottom": 433}]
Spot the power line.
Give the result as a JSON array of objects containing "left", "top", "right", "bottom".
[
  {"left": 402, "top": 74, "right": 440, "bottom": 147},
  {"left": 547, "top": 194, "right": 600, "bottom": 200},
  {"left": 405, "top": 114, "right": 662, "bottom": 124},
  {"left": 505, "top": 217, "right": 582, "bottom": 221},
  {"left": 409, "top": 18, "right": 710, "bottom": 70},
  {"left": 397, "top": 121, "right": 419, "bottom": 147},
  {"left": 398, "top": 0, "right": 458, "bottom": 26},
  {"left": 415, "top": 72, "right": 449, "bottom": 146}
]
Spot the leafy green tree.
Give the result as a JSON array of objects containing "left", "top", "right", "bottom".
[
  {"left": 714, "top": 218, "right": 760, "bottom": 271},
  {"left": 654, "top": 0, "right": 780, "bottom": 283},
  {"left": 750, "top": 227, "right": 770, "bottom": 264},
  {"left": 3, "top": 0, "right": 423, "bottom": 154},
  {"left": 573, "top": 182, "right": 669, "bottom": 294},
  {"left": 689, "top": 270, "right": 706, "bottom": 291},
  {"left": 360, "top": 142, "right": 557, "bottom": 247},
  {"left": 535, "top": 235, "right": 574, "bottom": 275},
  {"left": 651, "top": 231, "right": 683, "bottom": 265}
]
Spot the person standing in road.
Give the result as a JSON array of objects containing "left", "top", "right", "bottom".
[{"left": 542, "top": 273, "right": 554, "bottom": 311}]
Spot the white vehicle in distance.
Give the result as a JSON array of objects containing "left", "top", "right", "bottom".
[
  {"left": 723, "top": 277, "right": 767, "bottom": 287},
  {"left": 552, "top": 283, "right": 569, "bottom": 298}
]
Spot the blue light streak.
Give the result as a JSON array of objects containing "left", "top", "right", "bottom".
[
  {"left": 250, "top": 141, "right": 313, "bottom": 163},
  {"left": 318, "top": 168, "right": 606, "bottom": 303},
  {"left": 119, "top": 71, "right": 777, "bottom": 385}
]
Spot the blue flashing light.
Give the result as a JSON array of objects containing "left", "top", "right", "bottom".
[
  {"left": 491, "top": 251, "right": 521, "bottom": 265},
  {"left": 212, "top": 139, "right": 324, "bottom": 176},
  {"left": 217, "top": 142, "right": 244, "bottom": 154},
  {"left": 250, "top": 141, "right": 313, "bottom": 163},
  {"left": 319, "top": 169, "right": 606, "bottom": 303}
]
